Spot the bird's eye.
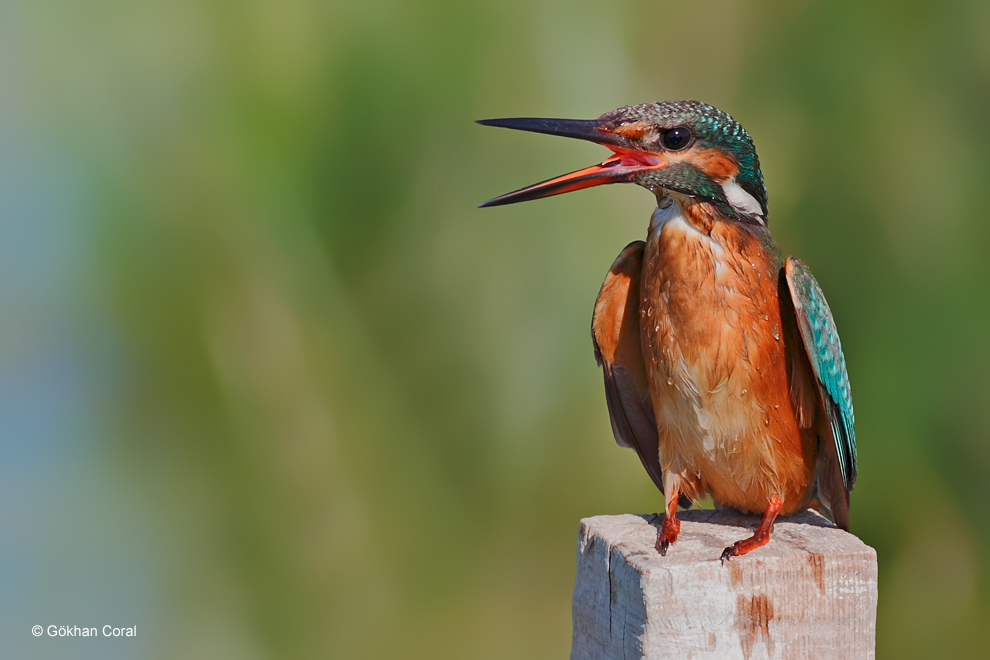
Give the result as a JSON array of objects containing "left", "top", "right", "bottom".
[{"left": 661, "top": 127, "right": 692, "bottom": 151}]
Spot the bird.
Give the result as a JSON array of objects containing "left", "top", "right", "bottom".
[{"left": 478, "top": 101, "right": 856, "bottom": 561}]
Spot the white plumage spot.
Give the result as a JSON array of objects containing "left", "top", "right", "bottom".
[{"left": 721, "top": 177, "right": 764, "bottom": 220}]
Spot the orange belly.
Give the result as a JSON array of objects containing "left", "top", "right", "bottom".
[{"left": 641, "top": 197, "right": 816, "bottom": 514}]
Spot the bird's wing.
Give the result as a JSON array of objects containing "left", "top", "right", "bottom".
[
  {"left": 784, "top": 257, "right": 857, "bottom": 529},
  {"left": 591, "top": 241, "right": 665, "bottom": 493}
]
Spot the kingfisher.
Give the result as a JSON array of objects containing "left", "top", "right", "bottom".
[{"left": 478, "top": 101, "right": 856, "bottom": 561}]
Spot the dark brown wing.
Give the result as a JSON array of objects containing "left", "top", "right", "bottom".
[{"left": 591, "top": 241, "right": 666, "bottom": 494}]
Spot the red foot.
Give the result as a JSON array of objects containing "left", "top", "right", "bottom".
[
  {"left": 720, "top": 532, "right": 772, "bottom": 562},
  {"left": 656, "top": 513, "right": 680, "bottom": 556},
  {"left": 721, "top": 496, "right": 783, "bottom": 564}
]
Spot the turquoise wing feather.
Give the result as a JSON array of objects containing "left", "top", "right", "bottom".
[{"left": 785, "top": 258, "right": 857, "bottom": 500}]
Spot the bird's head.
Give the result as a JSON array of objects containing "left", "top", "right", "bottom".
[{"left": 479, "top": 100, "right": 767, "bottom": 222}]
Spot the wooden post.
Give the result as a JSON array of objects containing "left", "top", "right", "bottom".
[{"left": 570, "top": 509, "right": 877, "bottom": 660}]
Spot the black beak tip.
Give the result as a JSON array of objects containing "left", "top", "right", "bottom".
[{"left": 477, "top": 197, "right": 502, "bottom": 208}]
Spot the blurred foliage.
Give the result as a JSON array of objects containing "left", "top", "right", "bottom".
[{"left": 3, "top": 0, "right": 990, "bottom": 658}]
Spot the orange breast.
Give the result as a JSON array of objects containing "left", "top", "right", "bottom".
[{"left": 640, "top": 196, "right": 816, "bottom": 514}]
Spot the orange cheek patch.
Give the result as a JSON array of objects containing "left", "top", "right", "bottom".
[{"left": 692, "top": 148, "right": 739, "bottom": 182}]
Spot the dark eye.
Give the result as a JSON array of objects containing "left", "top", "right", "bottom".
[{"left": 661, "top": 126, "right": 692, "bottom": 151}]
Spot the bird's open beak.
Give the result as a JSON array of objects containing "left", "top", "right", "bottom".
[{"left": 477, "top": 117, "right": 663, "bottom": 208}]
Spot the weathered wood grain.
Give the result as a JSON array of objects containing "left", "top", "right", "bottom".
[{"left": 571, "top": 509, "right": 877, "bottom": 660}]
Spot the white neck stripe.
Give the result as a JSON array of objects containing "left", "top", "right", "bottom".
[{"left": 721, "top": 178, "right": 764, "bottom": 222}]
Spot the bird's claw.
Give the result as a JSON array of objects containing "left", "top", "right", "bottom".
[
  {"left": 654, "top": 514, "right": 680, "bottom": 556},
  {"left": 720, "top": 545, "right": 739, "bottom": 565}
]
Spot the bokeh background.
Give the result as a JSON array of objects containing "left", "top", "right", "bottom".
[{"left": 3, "top": 0, "right": 989, "bottom": 657}]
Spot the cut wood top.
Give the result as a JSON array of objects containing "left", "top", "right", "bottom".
[{"left": 579, "top": 508, "right": 874, "bottom": 570}]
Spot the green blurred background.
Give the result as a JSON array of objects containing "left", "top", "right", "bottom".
[{"left": 3, "top": 0, "right": 989, "bottom": 657}]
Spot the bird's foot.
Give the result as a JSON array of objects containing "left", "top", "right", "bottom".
[
  {"left": 719, "top": 533, "right": 771, "bottom": 564},
  {"left": 655, "top": 514, "right": 680, "bottom": 556},
  {"left": 720, "top": 495, "right": 782, "bottom": 564}
]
